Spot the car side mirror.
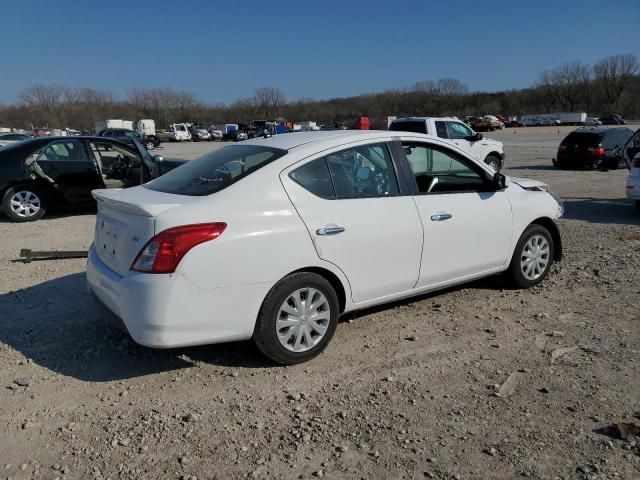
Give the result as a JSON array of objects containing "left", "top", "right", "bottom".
[
  {"left": 492, "top": 172, "right": 506, "bottom": 190},
  {"left": 475, "top": 132, "right": 483, "bottom": 141},
  {"left": 153, "top": 155, "right": 164, "bottom": 163}
]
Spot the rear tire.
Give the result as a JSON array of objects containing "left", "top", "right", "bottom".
[
  {"left": 2, "top": 185, "right": 47, "bottom": 222},
  {"left": 253, "top": 272, "right": 339, "bottom": 365},
  {"left": 506, "top": 224, "right": 554, "bottom": 288}
]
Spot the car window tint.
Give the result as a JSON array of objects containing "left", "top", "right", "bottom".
[
  {"left": 389, "top": 121, "right": 427, "bottom": 134},
  {"left": 145, "top": 145, "right": 287, "bottom": 196},
  {"left": 325, "top": 143, "right": 398, "bottom": 199},
  {"left": 402, "top": 142, "right": 485, "bottom": 193},
  {"left": 435, "top": 121, "right": 448, "bottom": 139},
  {"left": 291, "top": 158, "right": 335, "bottom": 198},
  {"left": 448, "top": 121, "right": 473, "bottom": 139},
  {"left": 38, "top": 140, "right": 88, "bottom": 162}
]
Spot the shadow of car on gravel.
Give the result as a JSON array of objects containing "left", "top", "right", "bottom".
[
  {"left": 561, "top": 197, "right": 640, "bottom": 226},
  {"left": 0, "top": 272, "right": 274, "bottom": 382}
]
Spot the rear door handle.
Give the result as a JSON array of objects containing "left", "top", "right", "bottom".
[
  {"left": 430, "top": 213, "right": 452, "bottom": 221},
  {"left": 316, "top": 226, "right": 345, "bottom": 236}
]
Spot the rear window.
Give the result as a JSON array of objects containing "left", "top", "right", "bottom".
[
  {"left": 562, "top": 132, "right": 602, "bottom": 146},
  {"left": 389, "top": 121, "right": 427, "bottom": 134},
  {"left": 144, "top": 145, "right": 287, "bottom": 196}
]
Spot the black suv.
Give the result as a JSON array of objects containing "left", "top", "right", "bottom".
[
  {"left": 98, "top": 128, "right": 159, "bottom": 150},
  {"left": 554, "top": 127, "right": 634, "bottom": 170}
]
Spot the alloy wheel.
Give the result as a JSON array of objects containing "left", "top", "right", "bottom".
[
  {"left": 10, "top": 191, "right": 41, "bottom": 218},
  {"left": 520, "top": 234, "right": 550, "bottom": 280},
  {"left": 276, "top": 288, "right": 331, "bottom": 353}
]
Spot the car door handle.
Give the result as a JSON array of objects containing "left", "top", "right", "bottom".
[
  {"left": 430, "top": 213, "right": 453, "bottom": 221},
  {"left": 316, "top": 226, "right": 345, "bottom": 236}
]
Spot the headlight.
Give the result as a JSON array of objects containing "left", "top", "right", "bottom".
[{"left": 547, "top": 190, "right": 564, "bottom": 217}]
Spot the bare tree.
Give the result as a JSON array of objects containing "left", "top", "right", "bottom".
[
  {"left": 253, "top": 87, "right": 286, "bottom": 119},
  {"left": 593, "top": 54, "right": 639, "bottom": 112},
  {"left": 538, "top": 62, "right": 591, "bottom": 111}
]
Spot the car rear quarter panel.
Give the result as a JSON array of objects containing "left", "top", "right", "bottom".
[{"left": 154, "top": 163, "right": 351, "bottom": 296}]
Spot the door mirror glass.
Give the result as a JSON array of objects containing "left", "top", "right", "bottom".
[
  {"left": 153, "top": 155, "right": 164, "bottom": 163},
  {"left": 475, "top": 132, "right": 483, "bottom": 141}
]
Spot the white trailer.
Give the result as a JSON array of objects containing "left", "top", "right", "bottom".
[
  {"left": 95, "top": 119, "right": 134, "bottom": 132},
  {"left": 135, "top": 119, "right": 156, "bottom": 137},
  {"left": 558, "top": 112, "right": 587, "bottom": 125}
]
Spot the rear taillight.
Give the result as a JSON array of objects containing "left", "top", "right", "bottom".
[
  {"left": 587, "top": 145, "right": 605, "bottom": 156},
  {"left": 131, "top": 223, "right": 227, "bottom": 273}
]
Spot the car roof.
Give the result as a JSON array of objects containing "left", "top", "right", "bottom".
[
  {"left": 391, "top": 117, "right": 459, "bottom": 122},
  {"left": 574, "top": 126, "right": 630, "bottom": 134},
  {"left": 240, "top": 130, "right": 403, "bottom": 150}
]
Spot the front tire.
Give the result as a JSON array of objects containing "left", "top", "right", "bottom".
[
  {"left": 2, "top": 185, "right": 47, "bottom": 222},
  {"left": 485, "top": 155, "right": 501, "bottom": 171},
  {"left": 506, "top": 224, "right": 554, "bottom": 288},
  {"left": 253, "top": 272, "right": 339, "bottom": 365}
]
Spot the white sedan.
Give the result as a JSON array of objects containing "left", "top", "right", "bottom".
[{"left": 87, "top": 131, "right": 563, "bottom": 364}]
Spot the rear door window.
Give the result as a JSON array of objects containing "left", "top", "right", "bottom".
[
  {"left": 435, "top": 121, "right": 448, "bottom": 139},
  {"left": 290, "top": 159, "right": 335, "bottom": 198},
  {"left": 325, "top": 143, "right": 399, "bottom": 198},
  {"left": 145, "top": 145, "right": 287, "bottom": 196},
  {"left": 37, "top": 140, "right": 89, "bottom": 162},
  {"left": 389, "top": 121, "right": 427, "bottom": 134}
]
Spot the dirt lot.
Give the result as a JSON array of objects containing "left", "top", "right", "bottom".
[{"left": 1, "top": 127, "right": 639, "bottom": 480}]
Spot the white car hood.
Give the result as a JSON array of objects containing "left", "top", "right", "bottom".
[
  {"left": 481, "top": 137, "right": 503, "bottom": 148},
  {"left": 508, "top": 176, "right": 549, "bottom": 189}
]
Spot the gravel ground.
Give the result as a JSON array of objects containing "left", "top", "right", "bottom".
[{"left": 1, "top": 127, "right": 639, "bottom": 480}]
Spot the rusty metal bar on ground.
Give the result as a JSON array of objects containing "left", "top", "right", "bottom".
[{"left": 19, "top": 249, "right": 88, "bottom": 263}]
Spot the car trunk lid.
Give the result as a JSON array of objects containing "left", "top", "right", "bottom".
[{"left": 92, "top": 187, "right": 198, "bottom": 276}]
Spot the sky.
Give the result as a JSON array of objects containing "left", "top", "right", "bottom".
[{"left": 1, "top": 0, "right": 639, "bottom": 105}]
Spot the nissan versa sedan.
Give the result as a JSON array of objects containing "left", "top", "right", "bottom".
[{"left": 87, "top": 131, "right": 563, "bottom": 365}]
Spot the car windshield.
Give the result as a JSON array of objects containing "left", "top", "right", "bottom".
[{"left": 144, "top": 145, "right": 287, "bottom": 196}]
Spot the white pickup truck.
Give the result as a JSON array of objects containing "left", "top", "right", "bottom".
[{"left": 389, "top": 117, "right": 506, "bottom": 171}]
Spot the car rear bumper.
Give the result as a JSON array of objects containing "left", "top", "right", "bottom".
[
  {"left": 86, "top": 245, "right": 270, "bottom": 348},
  {"left": 556, "top": 153, "right": 601, "bottom": 167}
]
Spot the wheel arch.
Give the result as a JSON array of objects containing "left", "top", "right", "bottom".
[
  {"left": 485, "top": 151, "right": 503, "bottom": 163},
  {"left": 530, "top": 217, "right": 562, "bottom": 261},
  {"left": 288, "top": 266, "right": 348, "bottom": 313}
]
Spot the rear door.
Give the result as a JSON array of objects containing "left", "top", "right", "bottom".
[
  {"left": 282, "top": 141, "right": 423, "bottom": 303},
  {"left": 32, "top": 139, "right": 102, "bottom": 204}
]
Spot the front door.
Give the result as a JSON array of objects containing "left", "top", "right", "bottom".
[
  {"left": 282, "top": 142, "right": 423, "bottom": 303},
  {"left": 32, "top": 139, "right": 102, "bottom": 204},
  {"left": 400, "top": 141, "right": 512, "bottom": 287},
  {"left": 447, "top": 120, "right": 485, "bottom": 161}
]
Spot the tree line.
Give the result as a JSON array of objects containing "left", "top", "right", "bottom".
[{"left": 1, "top": 53, "right": 638, "bottom": 131}]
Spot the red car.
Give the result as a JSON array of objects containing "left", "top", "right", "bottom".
[{"left": 505, "top": 119, "right": 525, "bottom": 128}]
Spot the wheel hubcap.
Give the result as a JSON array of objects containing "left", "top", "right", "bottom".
[
  {"left": 10, "top": 191, "right": 41, "bottom": 218},
  {"left": 520, "top": 234, "right": 550, "bottom": 280},
  {"left": 276, "top": 288, "right": 331, "bottom": 353}
]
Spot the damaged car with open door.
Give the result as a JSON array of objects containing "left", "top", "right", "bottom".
[
  {"left": 0, "top": 137, "right": 185, "bottom": 222},
  {"left": 622, "top": 128, "right": 640, "bottom": 212}
]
